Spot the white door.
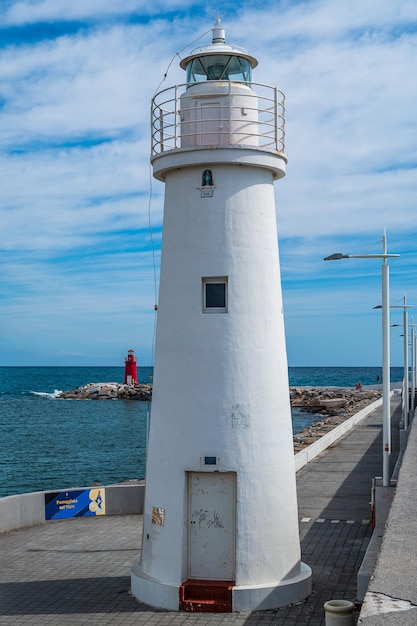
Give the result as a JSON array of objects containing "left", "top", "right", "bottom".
[
  {"left": 188, "top": 472, "right": 236, "bottom": 580},
  {"left": 199, "top": 101, "right": 227, "bottom": 145}
]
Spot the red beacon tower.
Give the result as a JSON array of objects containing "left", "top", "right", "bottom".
[{"left": 124, "top": 349, "right": 138, "bottom": 385}]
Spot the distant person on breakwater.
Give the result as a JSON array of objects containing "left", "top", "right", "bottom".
[
  {"left": 355, "top": 382, "right": 362, "bottom": 390},
  {"left": 376, "top": 375, "right": 380, "bottom": 383}
]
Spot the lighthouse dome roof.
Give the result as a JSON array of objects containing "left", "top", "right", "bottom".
[
  {"left": 180, "top": 44, "right": 257, "bottom": 69},
  {"left": 180, "top": 21, "right": 257, "bottom": 83}
]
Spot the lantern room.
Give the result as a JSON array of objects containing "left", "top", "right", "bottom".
[{"left": 178, "top": 22, "right": 261, "bottom": 149}]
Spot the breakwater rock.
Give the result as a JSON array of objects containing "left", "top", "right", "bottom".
[
  {"left": 57, "top": 382, "right": 152, "bottom": 401},
  {"left": 290, "top": 386, "right": 382, "bottom": 415},
  {"left": 57, "top": 383, "right": 381, "bottom": 414},
  {"left": 291, "top": 387, "right": 383, "bottom": 452}
]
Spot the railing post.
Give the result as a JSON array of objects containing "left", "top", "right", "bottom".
[
  {"left": 159, "top": 106, "right": 164, "bottom": 153},
  {"left": 274, "top": 87, "right": 279, "bottom": 150},
  {"left": 174, "top": 85, "right": 179, "bottom": 149},
  {"left": 150, "top": 101, "right": 154, "bottom": 156},
  {"left": 228, "top": 81, "right": 232, "bottom": 145}
]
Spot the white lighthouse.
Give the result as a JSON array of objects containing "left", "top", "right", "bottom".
[{"left": 131, "top": 21, "right": 312, "bottom": 612}]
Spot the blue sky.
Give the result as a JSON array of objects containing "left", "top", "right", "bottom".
[{"left": 1, "top": 0, "right": 417, "bottom": 367}]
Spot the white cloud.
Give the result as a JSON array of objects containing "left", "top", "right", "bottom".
[
  {"left": 1, "top": 0, "right": 162, "bottom": 25},
  {"left": 0, "top": 25, "right": 162, "bottom": 141}
]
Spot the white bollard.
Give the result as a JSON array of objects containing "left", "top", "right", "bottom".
[{"left": 324, "top": 599, "right": 355, "bottom": 625}]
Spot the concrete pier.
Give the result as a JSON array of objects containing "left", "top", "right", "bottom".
[{"left": 0, "top": 394, "right": 407, "bottom": 625}]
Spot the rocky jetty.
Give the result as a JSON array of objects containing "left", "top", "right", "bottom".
[
  {"left": 57, "top": 382, "right": 152, "bottom": 401},
  {"left": 290, "top": 386, "right": 382, "bottom": 414},
  {"left": 290, "top": 387, "right": 382, "bottom": 452}
]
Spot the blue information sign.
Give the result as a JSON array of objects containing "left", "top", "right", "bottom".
[{"left": 45, "top": 488, "right": 106, "bottom": 520}]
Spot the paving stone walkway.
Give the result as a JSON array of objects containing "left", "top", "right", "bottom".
[{"left": 0, "top": 395, "right": 402, "bottom": 626}]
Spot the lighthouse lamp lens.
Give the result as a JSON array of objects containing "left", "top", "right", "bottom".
[{"left": 186, "top": 55, "right": 251, "bottom": 83}]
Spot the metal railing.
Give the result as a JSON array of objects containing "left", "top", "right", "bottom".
[{"left": 151, "top": 81, "right": 285, "bottom": 156}]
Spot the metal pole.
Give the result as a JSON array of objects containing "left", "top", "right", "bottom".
[
  {"left": 414, "top": 328, "right": 416, "bottom": 392},
  {"left": 411, "top": 320, "right": 415, "bottom": 416},
  {"left": 274, "top": 87, "right": 278, "bottom": 150},
  {"left": 159, "top": 106, "right": 164, "bottom": 152},
  {"left": 228, "top": 80, "right": 232, "bottom": 145},
  {"left": 382, "top": 231, "right": 391, "bottom": 487},
  {"left": 403, "top": 295, "right": 409, "bottom": 430},
  {"left": 174, "top": 84, "right": 178, "bottom": 149},
  {"left": 324, "top": 230, "right": 399, "bottom": 486},
  {"left": 410, "top": 318, "right": 415, "bottom": 418}
]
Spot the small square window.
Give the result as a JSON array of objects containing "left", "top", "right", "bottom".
[
  {"left": 206, "top": 283, "right": 225, "bottom": 307},
  {"left": 203, "top": 277, "right": 228, "bottom": 313}
]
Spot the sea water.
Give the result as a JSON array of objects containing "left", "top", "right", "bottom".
[{"left": 0, "top": 366, "right": 403, "bottom": 498}]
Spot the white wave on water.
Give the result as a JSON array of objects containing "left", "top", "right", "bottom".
[{"left": 30, "top": 390, "right": 63, "bottom": 399}]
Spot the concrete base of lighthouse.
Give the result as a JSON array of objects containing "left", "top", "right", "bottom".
[
  {"left": 232, "top": 564, "right": 312, "bottom": 612},
  {"left": 131, "top": 564, "right": 179, "bottom": 611},
  {"left": 131, "top": 562, "right": 312, "bottom": 612}
]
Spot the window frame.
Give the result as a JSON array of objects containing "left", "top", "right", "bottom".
[{"left": 202, "top": 276, "right": 228, "bottom": 314}]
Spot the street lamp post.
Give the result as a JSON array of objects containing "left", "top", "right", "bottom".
[
  {"left": 403, "top": 297, "right": 409, "bottom": 429},
  {"left": 391, "top": 294, "right": 412, "bottom": 430},
  {"left": 412, "top": 319, "right": 416, "bottom": 416},
  {"left": 324, "top": 230, "right": 400, "bottom": 487},
  {"left": 398, "top": 318, "right": 417, "bottom": 419}
]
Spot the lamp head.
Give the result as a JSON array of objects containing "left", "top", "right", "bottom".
[{"left": 323, "top": 253, "right": 347, "bottom": 261}]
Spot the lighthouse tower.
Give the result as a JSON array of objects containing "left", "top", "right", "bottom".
[
  {"left": 131, "top": 21, "right": 312, "bottom": 612},
  {"left": 124, "top": 349, "right": 137, "bottom": 385}
]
